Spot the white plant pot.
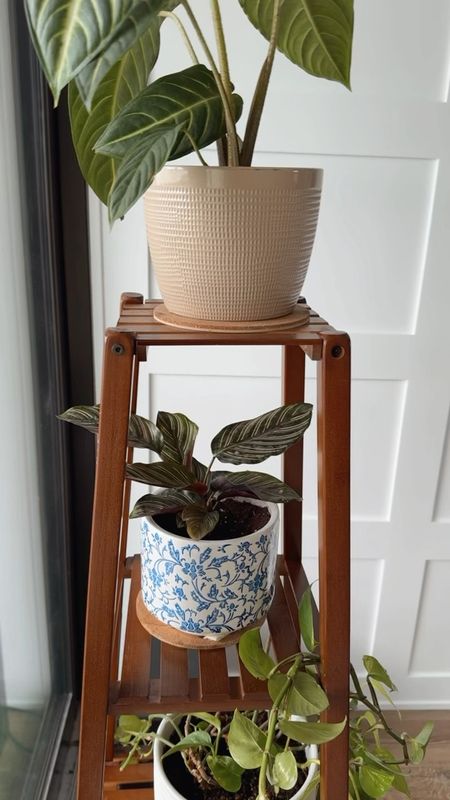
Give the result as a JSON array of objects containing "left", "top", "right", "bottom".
[
  {"left": 154, "top": 716, "right": 319, "bottom": 800},
  {"left": 144, "top": 165, "right": 323, "bottom": 321},
  {"left": 140, "top": 498, "right": 279, "bottom": 636}
]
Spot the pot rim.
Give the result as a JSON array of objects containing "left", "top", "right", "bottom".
[
  {"left": 160, "top": 164, "right": 323, "bottom": 174},
  {"left": 144, "top": 496, "right": 279, "bottom": 546}
]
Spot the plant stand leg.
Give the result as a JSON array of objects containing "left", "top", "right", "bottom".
[
  {"left": 76, "top": 330, "right": 135, "bottom": 800},
  {"left": 317, "top": 332, "right": 351, "bottom": 800},
  {"left": 282, "top": 344, "right": 305, "bottom": 563}
]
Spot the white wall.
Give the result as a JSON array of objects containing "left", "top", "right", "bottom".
[
  {"left": 0, "top": 4, "right": 51, "bottom": 709},
  {"left": 89, "top": 0, "right": 450, "bottom": 707}
]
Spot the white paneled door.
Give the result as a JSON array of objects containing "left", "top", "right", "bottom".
[{"left": 89, "top": 0, "right": 450, "bottom": 707}]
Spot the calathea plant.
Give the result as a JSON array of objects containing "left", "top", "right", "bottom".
[
  {"left": 24, "top": 1, "right": 354, "bottom": 220},
  {"left": 116, "top": 589, "right": 433, "bottom": 800},
  {"left": 60, "top": 401, "right": 312, "bottom": 539}
]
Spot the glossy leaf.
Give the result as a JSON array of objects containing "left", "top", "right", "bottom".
[
  {"left": 363, "top": 656, "right": 397, "bottom": 692},
  {"left": 206, "top": 755, "right": 243, "bottom": 792},
  {"left": 211, "top": 402, "right": 313, "bottom": 465},
  {"left": 228, "top": 710, "right": 267, "bottom": 769},
  {"left": 279, "top": 717, "right": 346, "bottom": 745},
  {"left": 95, "top": 64, "right": 243, "bottom": 158},
  {"left": 129, "top": 489, "right": 201, "bottom": 519},
  {"left": 192, "top": 458, "right": 208, "bottom": 483},
  {"left": 239, "top": 0, "right": 354, "bottom": 88},
  {"left": 268, "top": 672, "right": 289, "bottom": 705},
  {"left": 157, "top": 411, "right": 199, "bottom": 465},
  {"left": 359, "top": 764, "right": 395, "bottom": 798},
  {"left": 298, "top": 584, "right": 317, "bottom": 652},
  {"left": 238, "top": 629, "right": 275, "bottom": 679},
  {"left": 126, "top": 460, "right": 195, "bottom": 488},
  {"left": 212, "top": 470, "right": 301, "bottom": 502},
  {"left": 273, "top": 750, "right": 297, "bottom": 791},
  {"left": 181, "top": 504, "right": 219, "bottom": 540},
  {"left": 24, "top": 0, "right": 149, "bottom": 103},
  {"left": 192, "top": 712, "right": 222, "bottom": 731},
  {"left": 58, "top": 405, "right": 163, "bottom": 452},
  {"left": 68, "top": 26, "right": 156, "bottom": 203},
  {"left": 108, "top": 124, "right": 184, "bottom": 220},
  {"left": 163, "top": 730, "right": 212, "bottom": 758},
  {"left": 286, "top": 671, "right": 329, "bottom": 717}
]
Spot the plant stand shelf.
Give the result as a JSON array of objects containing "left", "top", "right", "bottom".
[{"left": 76, "top": 294, "right": 351, "bottom": 800}]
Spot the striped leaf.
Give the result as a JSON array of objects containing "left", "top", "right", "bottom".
[
  {"left": 95, "top": 64, "right": 243, "bottom": 158},
  {"left": 68, "top": 25, "right": 157, "bottom": 204},
  {"left": 181, "top": 504, "right": 220, "bottom": 540},
  {"left": 130, "top": 489, "right": 200, "bottom": 519},
  {"left": 58, "top": 405, "right": 163, "bottom": 452},
  {"left": 126, "top": 460, "right": 196, "bottom": 488},
  {"left": 212, "top": 471, "right": 301, "bottom": 503},
  {"left": 239, "top": 0, "right": 353, "bottom": 88},
  {"left": 211, "top": 403, "right": 313, "bottom": 465},
  {"left": 24, "top": 0, "right": 149, "bottom": 104},
  {"left": 156, "top": 411, "right": 199, "bottom": 465}
]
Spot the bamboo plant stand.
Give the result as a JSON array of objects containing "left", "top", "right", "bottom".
[{"left": 77, "top": 293, "right": 351, "bottom": 800}]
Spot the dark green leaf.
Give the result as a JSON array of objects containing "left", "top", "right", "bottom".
[
  {"left": 238, "top": 0, "right": 354, "bottom": 88},
  {"left": 238, "top": 629, "right": 275, "bottom": 679},
  {"left": 279, "top": 717, "right": 346, "bottom": 745},
  {"left": 228, "top": 710, "right": 267, "bottom": 769},
  {"left": 192, "top": 458, "right": 208, "bottom": 483},
  {"left": 359, "top": 764, "right": 395, "bottom": 798},
  {"left": 213, "top": 470, "right": 301, "bottom": 503},
  {"left": 298, "top": 584, "right": 317, "bottom": 652},
  {"left": 108, "top": 124, "right": 184, "bottom": 221},
  {"left": 363, "top": 656, "right": 397, "bottom": 692},
  {"left": 126, "top": 460, "right": 196, "bottom": 488},
  {"left": 58, "top": 405, "right": 163, "bottom": 452},
  {"left": 211, "top": 402, "right": 313, "bottom": 465},
  {"left": 95, "top": 65, "right": 243, "bottom": 159},
  {"left": 58, "top": 405, "right": 100, "bottom": 433},
  {"left": 157, "top": 411, "right": 199, "bottom": 465},
  {"left": 181, "top": 505, "right": 219, "bottom": 540},
  {"left": 272, "top": 750, "right": 297, "bottom": 791},
  {"left": 130, "top": 489, "right": 201, "bottom": 519},
  {"left": 206, "top": 756, "right": 243, "bottom": 792}
]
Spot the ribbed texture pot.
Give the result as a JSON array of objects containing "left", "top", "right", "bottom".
[{"left": 144, "top": 166, "right": 323, "bottom": 321}]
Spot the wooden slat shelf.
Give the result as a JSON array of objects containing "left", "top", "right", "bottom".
[{"left": 109, "top": 555, "right": 300, "bottom": 717}]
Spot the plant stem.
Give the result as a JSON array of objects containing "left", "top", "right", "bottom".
[
  {"left": 158, "top": 11, "right": 199, "bottom": 64},
  {"left": 184, "top": 131, "right": 209, "bottom": 166},
  {"left": 181, "top": 0, "right": 240, "bottom": 165},
  {"left": 240, "top": 0, "right": 281, "bottom": 166},
  {"left": 210, "top": 0, "right": 233, "bottom": 109}
]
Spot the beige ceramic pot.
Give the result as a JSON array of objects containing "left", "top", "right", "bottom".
[{"left": 144, "top": 165, "right": 323, "bottom": 321}]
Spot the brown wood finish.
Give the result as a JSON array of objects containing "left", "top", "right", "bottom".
[
  {"left": 76, "top": 295, "right": 351, "bottom": 800},
  {"left": 317, "top": 332, "right": 351, "bottom": 800}
]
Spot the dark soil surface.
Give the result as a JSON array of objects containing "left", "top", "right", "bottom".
[{"left": 154, "top": 498, "right": 270, "bottom": 541}]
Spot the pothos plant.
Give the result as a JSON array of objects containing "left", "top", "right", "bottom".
[
  {"left": 60, "top": 400, "right": 312, "bottom": 539},
  {"left": 116, "top": 588, "right": 433, "bottom": 800},
  {"left": 25, "top": 0, "right": 354, "bottom": 221}
]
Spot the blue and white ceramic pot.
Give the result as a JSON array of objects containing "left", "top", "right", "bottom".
[{"left": 140, "top": 498, "right": 279, "bottom": 637}]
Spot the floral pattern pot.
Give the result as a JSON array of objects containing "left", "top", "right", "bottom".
[
  {"left": 140, "top": 498, "right": 279, "bottom": 637},
  {"left": 153, "top": 716, "right": 319, "bottom": 800}
]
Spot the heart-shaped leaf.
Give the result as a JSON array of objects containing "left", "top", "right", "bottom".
[
  {"left": 279, "top": 717, "right": 346, "bottom": 744},
  {"left": 58, "top": 405, "right": 163, "bottom": 452},
  {"left": 298, "top": 584, "right": 317, "bottom": 653},
  {"left": 181, "top": 504, "right": 219, "bottom": 540},
  {"left": 163, "top": 730, "right": 212, "bottom": 758},
  {"left": 273, "top": 750, "right": 297, "bottom": 791},
  {"left": 239, "top": 629, "right": 276, "bottom": 679},
  {"left": 68, "top": 25, "right": 157, "bottom": 204},
  {"left": 130, "top": 489, "right": 201, "bottom": 519},
  {"left": 363, "top": 656, "right": 397, "bottom": 692},
  {"left": 239, "top": 0, "right": 354, "bottom": 88},
  {"left": 212, "top": 470, "right": 301, "bottom": 502},
  {"left": 211, "top": 402, "right": 313, "bottom": 465},
  {"left": 228, "top": 710, "right": 267, "bottom": 769},
  {"left": 126, "top": 460, "right": 195, "bottom": 488},
  {"left": 206, "top": 755, "right": 243, "bottom": 793},
  {"left": 25, "top": 0, "right": 146, "bottom": 103},
  {"left": 95, "top": 64, "right": 243, "bottom": 159},
  {"left": 157, "top": 411, "right": 199, "bottom": 465},
  {"left": 286, "top": 671, "right": 329, "bottom": 717},
  {"left": 359, "top": 764, "right": 395, "bottom": 798}
]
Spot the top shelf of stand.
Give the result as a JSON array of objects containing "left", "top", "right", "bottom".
[{"left": 113, "top": 295, "right": 335, "bottom": 351}]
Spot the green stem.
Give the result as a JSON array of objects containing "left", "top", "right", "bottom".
[
  {"left": 158, "top": 11, "right": 199, "bottom": 64},
  {"left": 210, "top": 0, "right": 233, "bottom": 108},
  {"left": 240, "top": 0, "right": 282, "bottom": 166},
  {"left": 184, "top": 131, "right": 209, "bottom": 166},
  {"left": 181, "top": 0, "right": 240, "bottom": 166},
  {"left": 349, "top": 668, "right": 410, "bottom": 764}
]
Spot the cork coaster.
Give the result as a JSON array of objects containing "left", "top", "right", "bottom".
[
  {"left": 153, "top": 303, "right": 310, "bottom": 332},
  {"left": 136, "top": 591, "right": 264, "bottom": 650}
]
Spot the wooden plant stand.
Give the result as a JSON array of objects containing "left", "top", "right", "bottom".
[{"left": 77, "top": 294, "right": 351, "bottom": 800}]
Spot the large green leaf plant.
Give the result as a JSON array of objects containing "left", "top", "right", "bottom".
[
  {"left": 115, "top": 589, "right": 433, "bottom": 799},
  {"left": 25, "top": 0, "right": 354, "bottom": 220},
  {"left": 60, "top": 400, "right": 312, "bottom": 539}
]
